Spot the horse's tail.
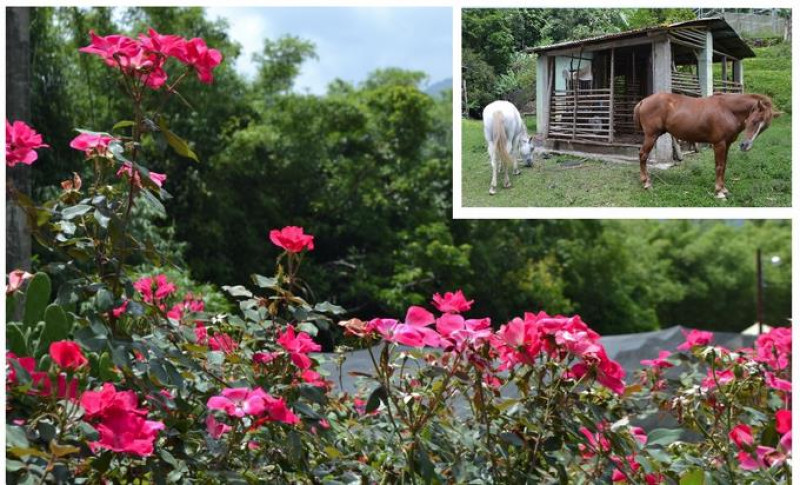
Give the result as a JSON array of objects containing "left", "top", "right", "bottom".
[
  {"left": 492, "top": 111, "right": 512, "bottom": 170},
  {"left": 633, "top": 100, "right": 642, "bottom": 133}
]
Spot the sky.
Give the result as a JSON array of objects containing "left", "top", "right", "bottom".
[{"left": 204, "top": 7, "right": 452, "bottom": 94}]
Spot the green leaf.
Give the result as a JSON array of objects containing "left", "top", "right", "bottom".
[
  {"left": 23, "top": 272, "right": 51, "bottom": 329},
  {"left": 365, "top": 385, "right": 387, "bottom": 413},
  {"left": 157, "top": 117, "right": 199, "bottom": 162},
  {"left": 98, "top": 353, "right": 116, "bottom": 381},
  {"left": 679, "top": 468, "right": 705, "bottom": 485},
  {"left": 36, "top": 304, "right": 71, "bottom": 357},
  {"left": 222, "top": 285, "right": 253, "bottom": 298},
  {"left": 93, "top": 209, "right": 111, "bottom": 229},
  {"left": 61, "top": 204, "right": 93, "bottom": 220},
  {"left": 8, "top": 447, "right": 49, "bottom": 459},
  {"left": 49, "top": 440, "right": 80, "bottom": 457},
  {"left": 647, "top": 428, "right": 683, "bottom": 447},
  {"left": 252, "top": 274, "right": 278, "bottom": 288},
  {"left": 112, "top": 120, "right": 135, "bottom": 131},
  {"left": 6, "top": 293, "right": 18, "bottom": 322},
  {"left": 140, "top": 189, "right": 166, "bottom": 218},
  {"left": 7, "top": 323, "right": 28, "bottom": 356},
  {"left": 297, "top": 322, "right": 319, "bottom": 336},
  {"left": 96, "top": 288, "right": 114, "bottom": 312},
  {"left": 314, "top": 301, "right": 346, "bottom": 314},
  {"left": 6, "top": 425, "right": 29, "bottom": 448}
]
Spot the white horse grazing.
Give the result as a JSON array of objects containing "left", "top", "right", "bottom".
[{"left": 482, "top": 100, "right": 532, "bottom": 195}]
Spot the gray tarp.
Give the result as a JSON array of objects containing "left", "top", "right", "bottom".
[{"left": 320, "top": 325, "right": 757, "bottom": 396}]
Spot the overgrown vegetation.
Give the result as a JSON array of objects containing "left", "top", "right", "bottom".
[{"left": 22, "top": 8, "right": 791, "bottom": 340}]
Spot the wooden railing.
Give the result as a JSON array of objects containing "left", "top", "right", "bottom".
[
  {"left": 714, "top": 80, "right": 744, "bottom": 93},
  {"left": 672, "top": 71, "right": 701, "bottom": 97},
  {"left": 549, "top": 88, "right": 612, "bottom": 141}
]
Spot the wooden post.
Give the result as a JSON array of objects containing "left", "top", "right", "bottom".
[
  {"left": 536, "top": 54, "right": 550, "bottom": 136},
  {"left": 652, "top": 36, "right": 674, "bottom": 163},
  {"left": 733, "top": 59, "right": 744, "bottom": 90},
  {"left": 720, "top": 55, "right": 728, "bottom": 92},
  {"left": 608, "top": 48, "right": 614, "bottom": 142},
  {"left": 697, "top": 29, "right": 713, "bottom": 97}
]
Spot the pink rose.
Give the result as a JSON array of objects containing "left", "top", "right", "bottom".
[
  {"left": 6, "top": 120, "right": 49, "bottom": 167},
  {"left": 49, "top": 341, "right": 88, "bottom": 370}
]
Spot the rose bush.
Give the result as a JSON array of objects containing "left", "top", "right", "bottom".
[{"left": 5, "top": 28, "right": 791, "bottom": 484}]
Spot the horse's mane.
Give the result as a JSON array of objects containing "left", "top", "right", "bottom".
[
  {"left": 747, "top": 93, "right": 774, "bottom": 109},
  {"left": 713, "top": 92, "right": 774, "bottom": 110}
]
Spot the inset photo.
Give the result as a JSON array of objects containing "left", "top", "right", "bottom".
[{"left": 460, "top": 9, "right": 791, "bottom": 207}]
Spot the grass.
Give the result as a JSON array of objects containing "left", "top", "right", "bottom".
[
  {"left": 461, "top": 42, "right": 792, "bottom": 208},
  {"left": 461, "top": 115, "right": 791, "bottom": 207}
]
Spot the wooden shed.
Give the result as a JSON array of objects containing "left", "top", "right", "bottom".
[{"left": 530, "top": 18, "right": 755, "bottom": 163}]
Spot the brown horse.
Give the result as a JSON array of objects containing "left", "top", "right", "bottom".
[{"left": 634, "top": 92, "right": 780, "bottom": 198}]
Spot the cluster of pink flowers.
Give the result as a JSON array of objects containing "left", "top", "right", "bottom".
[
  {"left": 6, "top": 341, "right": 87, "bottom": 400},
  {"left": 730, "top": 414, "right": 792, "bottom": 471},
  {"left": 80, "top": 383, "right": 164, "bottom": 456},
  {"left": 755, "top": 326, "right": 791, "bottom": 370},
  {"left": 349, "top": 290, "right": 627, "bottom": 395},
  {"left": 6, "top": 120, "right": 48, "bottom": 167},
  {"left": 206, "top": 387, "right": 299, "bottom": 434},
  {"left": 277, "top": 325, "right": 322, "bottom": 370},
  {"left": 166, "top": 293, "right": 205, "bottom": 320},
  {"left": 579, "top": 424, "right": 662, "bottom": 483},
  {"left": 493, "top": 312, "right": 626, "bottom": 395},
  {"left": 269, "top": 226, "right": 315, "bottom": 253},
  {"left": 133, "top": 274, "right": 177, "bottom": 305},
  {"left": 195, "top": 324, "right": 237, "bottom": 354},
  {"left": 80, "top": 28, "right": 222, "bottom": 88}
]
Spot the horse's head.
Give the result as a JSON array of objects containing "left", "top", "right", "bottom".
[
  {"left": 740, "top": 99, "right": 779, "bottom": 151},
  {"left": 520, "top": 136, "right": 534, "bottom": 167}
]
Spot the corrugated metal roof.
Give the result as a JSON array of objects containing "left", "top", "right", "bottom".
[{"left": 529, "top": 17, "right": 755, "bottom": 59}]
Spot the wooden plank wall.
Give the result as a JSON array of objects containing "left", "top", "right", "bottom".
[{"left": 549, "top": 88, "right": 612, "bottom": 141}]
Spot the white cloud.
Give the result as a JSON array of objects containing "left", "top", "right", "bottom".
[{"left": 204, "top": 7, "right": 452, "bottom": 94}]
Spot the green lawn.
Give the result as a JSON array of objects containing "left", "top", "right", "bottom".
[{"left": 461, "top": 114, "right": 791, "bottom": 207}]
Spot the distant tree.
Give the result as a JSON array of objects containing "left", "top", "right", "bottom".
[{"left": 254, "top": 35, "right": 317, "bottom": 95}]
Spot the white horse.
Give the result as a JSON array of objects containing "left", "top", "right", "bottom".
[{"left": 482, "top": 100, "right": 532, "bottom": 195}]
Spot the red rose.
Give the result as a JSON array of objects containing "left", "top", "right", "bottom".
[{"left": 49, "top": 341, "right": 88, "bottom": 370}]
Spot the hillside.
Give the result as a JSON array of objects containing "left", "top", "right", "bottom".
[{"left": 744, "top": 43, "right": 792, "bottom": 112}]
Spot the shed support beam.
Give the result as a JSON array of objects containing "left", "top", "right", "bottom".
[
  {"left": 536, "top": 54, "right": 550, "bottom": 136},
  {"left": 652, "top": 37, "right": 674, "bottom": 163},
  {"left": 697, "top": 30, "right": 713, "bottom": 97},
  {"left": 733, "top": 59, "right": 744, "bottom": 88}
]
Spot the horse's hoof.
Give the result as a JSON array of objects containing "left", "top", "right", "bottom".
[
  {"left": 504, "top": 181, "right": 512, "bottom": 188},
  {"left": 643, "top": 183, "right": 652, "bottom": 190},
  {"left": 489, "top": 188, "right": 496, "bottom": 195},
  {"left": 715, "top": 191, "right": 727, "bottom": 200},
  {"left": 513, "top": 170, "right": 521, "bottom": 176}
]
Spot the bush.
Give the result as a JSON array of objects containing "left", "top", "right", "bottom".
[{"left": 5, "top": 27, "right": 792, "bottom": 484}]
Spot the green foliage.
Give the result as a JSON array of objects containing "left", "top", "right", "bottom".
[
  {"left": 745, "top": 44, "right": 792, "bottom": 113},
  {"left": 253, "top": 35, "right": 317, "bottom": 95}
]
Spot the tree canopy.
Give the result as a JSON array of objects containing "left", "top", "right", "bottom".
[{"left": 23, "top": 7, "right": 791, "bottom": 341}]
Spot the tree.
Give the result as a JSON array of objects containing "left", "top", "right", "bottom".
[
  {"left": 253, "top": 35, "right": 317, "bottom": 95},
  {"left": 7, "top": 7, "right": 33, "bottom": 271}
]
